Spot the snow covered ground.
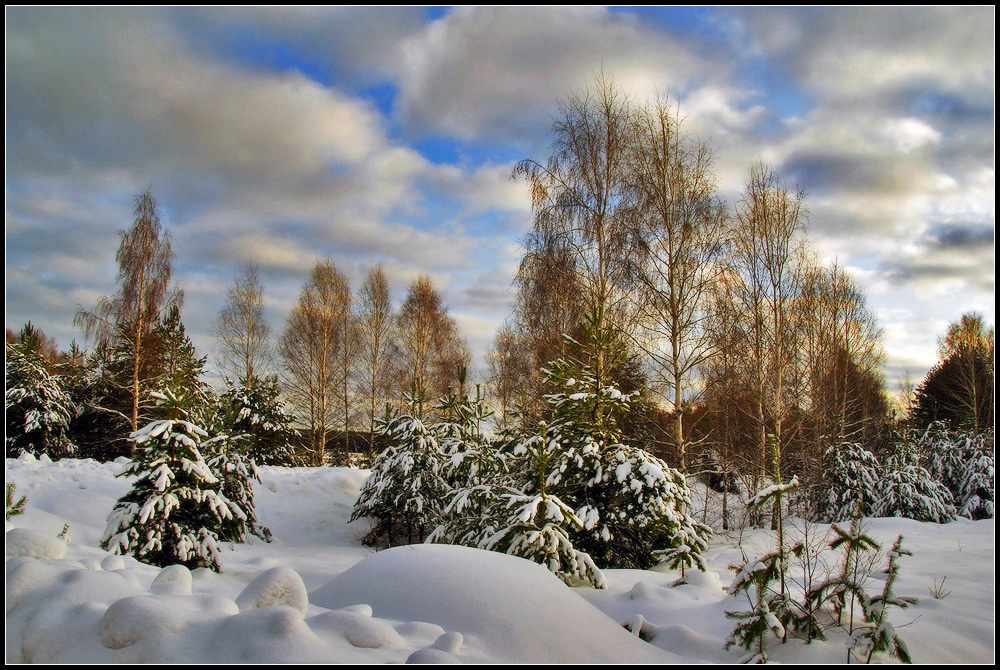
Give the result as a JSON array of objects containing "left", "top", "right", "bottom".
[{"left": 5, "top": 454, "right": 995, "bottom": 664}]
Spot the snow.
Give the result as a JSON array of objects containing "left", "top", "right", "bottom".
[
  {"left": 235, "top": 566, "right": 308, "bottom": 616},
  {"left": 5, "top": 456, "right": 995, "bottom": 664},
  {"left": 5, "top": 529, "right": 67, "bottom": 560}
]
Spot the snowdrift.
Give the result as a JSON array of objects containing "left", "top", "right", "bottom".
[
  {"left": 4, "top": 456, "right": 995, "bottom": 664},
  {"left": 311, "top": 543, "right": 678, "bottom": 663}
]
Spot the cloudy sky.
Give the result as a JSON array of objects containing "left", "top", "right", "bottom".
[{"left": 5, "top": 6, "right": 995, "bottom": 389}]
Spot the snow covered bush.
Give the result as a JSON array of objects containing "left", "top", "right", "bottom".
[
  {"left": 101, "top": 391, "right": 236, "bottom": 572},
  {"left": 5, "top": 342, "right": 77, "bottom": 458},
  {"left": 725, "top": 550, "right": 787, "bottom": 664}
]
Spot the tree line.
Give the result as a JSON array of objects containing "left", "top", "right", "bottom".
[
  {"left": 5, "top": 74, "right": 993, "bottom": 494},
  {"left": 6, "top": 190, "right": 470, "bottom": 466}
]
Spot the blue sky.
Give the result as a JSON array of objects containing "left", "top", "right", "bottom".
[{"left": 5, "top": 6, "right": 995, "bottom": 390}]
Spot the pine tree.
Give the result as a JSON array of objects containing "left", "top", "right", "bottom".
[
  {"left": 101, "top": 390, "right": 234, "bottom": 572},
  {"left": 5, "top": 342, "right": 77, "bottom": 458}
]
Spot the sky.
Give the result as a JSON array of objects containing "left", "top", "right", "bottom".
[{"left": 5, "top": 6, "right": 995, "bottom": 390}]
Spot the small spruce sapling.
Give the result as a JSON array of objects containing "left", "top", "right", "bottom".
[
  {"left": 848, "top": 535, "right": 917, "bottom": 664},
  {"left": 745, "top": 435, "right": 800, "bottom": 641},
  {"left": 725, "top": 550, "right": 786, "bottom": 664},
  {"left": 805, "top": 502, "right": 881, "bottom": 643},
  {"left": 787, "top": 518, "right": 833, "bottom": 643},
  {"left": 6, "top": 482, "right": 27, "bottom": 520}
]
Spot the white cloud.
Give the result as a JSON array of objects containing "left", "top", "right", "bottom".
[{"left": 393, "top": 6, "right": 709, "bottom": 142}]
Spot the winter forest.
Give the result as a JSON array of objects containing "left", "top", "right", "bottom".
[{"left": 6, "top": 68, "right": 995, "bottom": 664}]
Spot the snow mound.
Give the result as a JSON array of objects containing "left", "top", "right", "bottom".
[
  {"left": 311, "top": 544, "right": 678, "bottom": 663},
  {"left": 99, "top": 593, "right": 239, "bottom": 651},
  {"left": 215, "top": 606, "right": 328, "bottom": 664},
  {"left": 100, "top": 555, "right": 125, "bottom": 571},
  {"left": 406, "top": 647, "right": 460, "bottom": 663},
  {"left": 5, "top": 528, "right": 67, "bottom": 560},
  {"left": 236, "top": 566, "right": 308, "bottom": 616},
  {"left": 151, "top": 565, "right": 192, "bottom": 595},
  {"left": 433, "top": 631, "right": 463, "bottom": 653},
  {"left": 6, "top": 561, "right": 147, "bottom": 662},
  {"left": 307, "top": 609, "right": 404, "bottom": 649}
]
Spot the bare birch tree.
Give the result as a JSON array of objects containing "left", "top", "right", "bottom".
[
  {"left": 486, "top": 321, "right": 533, "bottom": 431},
  {"left": 720, "top": 162, "right": 808, "bottom": 487},
  {"left": 75, "top": 189, "right": 182, "bottom": 444},
  {"left": 356, "top": 264, "right": 395, "bottom": 455},
  {"left": 395, "top": 275, "right": 470, "bottom": 411},
  {"left": 279, "top": 260, "right": 350, "bottom": 466},
  {"left": 799, "top": 260, "right": 886, "bottom": 448},
  {"left": 628, "top": 95, "right": 728, "bottom": 471},
  {"left": 215, "top": 264, "right": 273, "bottom": 387},
  {"left": 337, "top": 275, "right": 357, "bottom": 460},
  {"left": 513, "top": 72, "right": 638, "bottom": 386}
]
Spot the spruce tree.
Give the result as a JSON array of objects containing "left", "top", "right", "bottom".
[
  {"left": 101, "top": 390, "right": 234, "bottom": 572},
  {"left": 148, "top": 305, "right": 211, "bottom": 417},
  {"left": 351, "top": 387, "right": 451, "bottom": 546},
  {"left": 811, "top": 442, "right": 882, "bottom": 523},
  {"left": 202, "top": 431, "right": 271, "bottom": 543},
  {"left": 525, "top": 308, "right": 711, "bottom": 572},
  {"left": 5, "top": 342, "right": 77, "bottom": 458},
  {"left": 875, "top": 448, "right": 954, "bottom": 523},
  {"left": 216, "top": 376, "right": 299, "bottom": 466}
]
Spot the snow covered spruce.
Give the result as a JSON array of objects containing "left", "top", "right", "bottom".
[
  {"left": 810, "top": 425, "right": 994, "bottom": 524},
  {"left": 101, "top": 390, "right": 266, "bottom": 571},
  {"left": 352, "top": 354, "right": 711, "bottom": 588},
  {"left": 4, "top": 340, "right": 77, "bottom": 459}
]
